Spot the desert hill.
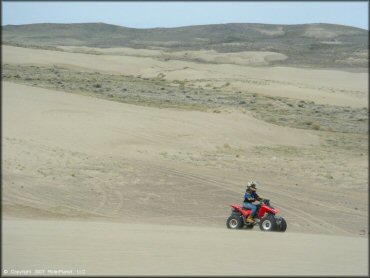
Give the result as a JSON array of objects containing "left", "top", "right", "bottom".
[{"left": 3, "top": 22, "right": 368, "bottom": 68}]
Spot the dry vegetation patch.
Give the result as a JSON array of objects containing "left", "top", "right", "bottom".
[{"left": 3, "top": 64, "right": 368, "bottom": 134}]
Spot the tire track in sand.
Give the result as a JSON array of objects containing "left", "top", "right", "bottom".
[{"left": 143, "top": 163, "right": 353, "bottom": 235}]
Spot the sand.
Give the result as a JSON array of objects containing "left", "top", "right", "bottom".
[
  {"left": 59, "top": 46, "right": 288, "bottom": 66},
  {"left": 3, "top": 45, "right": 368, "bottom": 107},
  {"left": 2, "top": 44, "right": 368, "bottom": 276},
  {"left": 3, "top": 218, "right": 368, "bottom": 276},
  {"left": 2, "top": 82, "right": 318, "bottom": 157}
]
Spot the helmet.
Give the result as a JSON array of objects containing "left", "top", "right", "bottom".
[{"left": 247, "top": 181, "right": 258, "bottom": 191}]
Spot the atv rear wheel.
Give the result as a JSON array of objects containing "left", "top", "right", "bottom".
[
  {"left": 259, "top": 214, "right": 277, "bottom": 231},
  {"left": 226, "top": 215, "right": 243, "bottom": 229}
]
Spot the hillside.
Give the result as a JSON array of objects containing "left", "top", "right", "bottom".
[{"left": 2, "top": 22, "right": 368, "bottom": 68}]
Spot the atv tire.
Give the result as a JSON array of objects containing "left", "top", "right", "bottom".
[
  {"left": 277, "top": 217, "right": 287, "bottom": 232},
  {"left": 259, "top": 214, "right": 277, "bottom": 231},
  {"left": 226, "top": 215, "right": 243, "bottom": 229}
]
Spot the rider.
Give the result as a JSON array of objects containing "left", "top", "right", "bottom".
[{"left": 243, "top": 181, "right": 264, "bottom": 223}]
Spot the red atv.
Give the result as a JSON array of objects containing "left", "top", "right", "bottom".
[{"left": 226, "top": 199, "right": 287, "bottom": 232}]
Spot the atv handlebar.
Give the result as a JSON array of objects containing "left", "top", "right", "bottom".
[
  {"left": 260, "top": 199, "right": 273, "bottom": 208},
  {"left": 261, "top": 199, "right": 270, "bottom": 204}
]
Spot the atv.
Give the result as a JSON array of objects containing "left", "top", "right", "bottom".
[{"left": 226, "top": 199, "right": 287, "bottom": 232}]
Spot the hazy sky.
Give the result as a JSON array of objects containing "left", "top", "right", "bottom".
[{"left": 2, "top": 1, "right": 369, "bottom": 30}]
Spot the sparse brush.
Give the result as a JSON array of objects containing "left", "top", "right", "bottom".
[{"left": 311, "top": 123, "right": 321, "bottom": 130}]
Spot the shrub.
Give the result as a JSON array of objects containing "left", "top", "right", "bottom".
[{"left": 311, "top": 123, "right": 321, "bottom": 130}]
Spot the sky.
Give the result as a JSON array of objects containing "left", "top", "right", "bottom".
[{"left": 2, "top": 1, "right": 369, "bottom": 30}]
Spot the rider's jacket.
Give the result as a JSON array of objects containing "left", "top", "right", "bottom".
[{"left": 243, "top": 190, "right": 260, "bottom": 203}]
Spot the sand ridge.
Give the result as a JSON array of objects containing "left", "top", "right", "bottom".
[
  {"left": 3, "top": 82, "right": 319, "bottom": 157},
  {"left": 3, "top": 45, "right": 368, "bottom": 107}
]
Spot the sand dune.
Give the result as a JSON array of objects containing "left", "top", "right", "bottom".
[
  {"left": 3, "top": 82, "right": 367, "bottom": 228},
  {"left": 59, "top": 46, "right": 288, "bottom": 66},
  {"left": 4, "top": 45, "right": 368, "bottom": 107},
  {"left": 3, "top": 82, "right": 318, "bottom": 158},
  {"left": 2, "top": 54, "right": 368, "bottom": 275}
]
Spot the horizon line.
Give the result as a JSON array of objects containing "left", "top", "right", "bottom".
[{"left": 3, "top": 21, "right": 367, "bottom": 31}]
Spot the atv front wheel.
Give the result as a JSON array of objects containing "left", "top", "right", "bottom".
[
  {"left": 259, "top": 215, "right": 277, "bottom": 231},
  {"left": 226, "top": 215, "right": 243, "bottom": 229},
  {"left": 277, "top": 217, "right": 287, "bottom": 232}
]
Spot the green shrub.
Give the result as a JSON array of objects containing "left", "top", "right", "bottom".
[{"left": 311, "top": 123, "right": 321, "bottom": 130}]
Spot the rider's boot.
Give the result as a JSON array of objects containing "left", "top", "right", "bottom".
[{"left": 246, "top": 216, "right": 255, "bottom": 223}]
